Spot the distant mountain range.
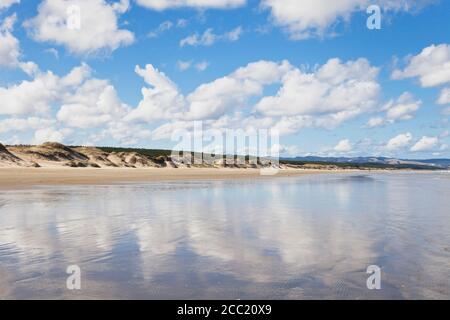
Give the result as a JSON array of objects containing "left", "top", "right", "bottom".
[{"left": 282, "top": 156, "right": 450, "bottom": 169}]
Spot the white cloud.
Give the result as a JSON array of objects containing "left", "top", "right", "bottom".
[
  {"left": 365, "top": 92, "right": 421, "bottom": 128},
  {"left": 0, "top": 14, "right": 20, "bottom": 67},
  {"left": 25, "top": 0, "right": 134, "bottom": 55},
  {"left": 0, "top": 14, "right": 40, "bottom": 76},
  {"left": 0, "top": 117, "right": 55, "bottom": 134},
  {"left": 392, "top": 44, "right": 450, "bottom": 88},
  {"left": 176, "top": 60, "right": 192, "bottom": 71},
  {"left": 261, "top": 0, "right": 433, "bottom": 40},
  {"left": 135, "top": 0, "right": 246, "bottom": 10},
  {"left": 0, "top": 71, "right": 61, "bottom": 115},
  {"left": 0, "top": 62, "right": 129, "bottom": 131},
  {"left": 274, "top": 144, "right": 301, "bottom": 157},
  {"left": 177, "top": 19, "right": 188, "bottom": 28},
  {"left": 147, "top": 20, "right": 173, "bottom": 38},
  {"left": 45, "top": 48, "right": 60, "bottom": 59},
  {"left": 127, "top": 60, "right": 292, "bottom": 123},
  {"left": 410, "top": 136, "right": 439, "bottom": 152},
  {"left": 180, "top": 29, "right": 214, "bottom": 47},
  {"left": 125, "top": 64, "right": 185, "bottom": 122},
  {"left": 177, "top": 60, "right": 209, "bottom": 72},
  {"left": 33, "top": 127, "right": 71, "bottom": 144},
  {"left": 0, "top": 0, "right": 19, "bottom": 10},
  {"left": 255, "top": 58, "right": 380, "bottom": 123},
  {"left": 57, "top": 79, "right": 131, "bottom": 128},
  {"left": 180, "top": 26, "right": 242, "bottom": 47},
  {"left": 128, "top": 58, "right": 383, "bottom": 141},
  {"left": 437, "top": 87, "right": 450, "bottom": 105},
  {"left": 386, "top": 132, "right": 413, "bottom": 151},
  {"left": 0, "top": 63, "right": 91, "bottom": 116},
  {"left": 1, "top": 56, "right": 410, "bottom": 149},
  {"left": 148, "top": 19, "right": 188, "bottom": 38},
  {"left": 384, "top": 92, "right": 421, "bottom": 121},
  {"left": 366, "top": 116, "right": 386, "bottom": 128},
  {"left": 334, "top": 139, "right": 352, "bottom": 153},
  {"left": 186, "top": 60, "right": 291, "bottom": 119},
  {"left": 225, "top": 26, "right": 243, "bottom": 41},
  {"left": 195, "top": 60, "right": 209, "bottom": 71},
  {"left": 0, "top": 61, "right": 143, "bottom": 145}
]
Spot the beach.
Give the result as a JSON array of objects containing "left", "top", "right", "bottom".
[
  {"left": 0, "top": 167, "right": 329, "bottom": 189},
  {"left": 1, "top": 172, "right": 449, "bottom": 299}
]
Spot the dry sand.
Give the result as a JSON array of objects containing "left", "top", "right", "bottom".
[{"left": 0, "top": 167, "right": 333, "bottom": 189}]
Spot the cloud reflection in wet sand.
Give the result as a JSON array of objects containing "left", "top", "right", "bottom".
[{"left": 0, "top": 173, "right": 449, "bottom": 299}]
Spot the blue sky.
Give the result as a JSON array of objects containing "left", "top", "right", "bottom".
[{"left": 0, "top": 0, "right": 449, "bottom": 159}]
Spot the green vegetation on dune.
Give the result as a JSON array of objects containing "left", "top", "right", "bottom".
[
  {"left": 96, "top": 146, "right": 173, "bottom": 158},
  {"left": 92, "top": 146, "right": 441, "bottom": 170}
]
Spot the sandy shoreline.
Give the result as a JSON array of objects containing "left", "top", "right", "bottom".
[
  {"left": 0, "top": 167, "right": 440, "bottom": 189},
  {"left": 0, "top": 167, "right": 332, "bottom": 189}
]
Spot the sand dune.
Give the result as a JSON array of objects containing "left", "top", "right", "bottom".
[
  {"left": 0, "top": 143, "right": 39, "bottom": 168},
  {"left": 2, "top": 142, "right": 174, "bottom": 169},
  {"left": 0, "top": 142, "right": 284, "bottom": 170}
]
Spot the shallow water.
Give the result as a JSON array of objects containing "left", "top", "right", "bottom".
[{"left": 0, "top": 172, "right": 449, "bottom": 299}]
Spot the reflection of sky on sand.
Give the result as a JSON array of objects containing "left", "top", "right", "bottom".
[{"left": 0, "top": 173, "right": 449, "bottom": 299}]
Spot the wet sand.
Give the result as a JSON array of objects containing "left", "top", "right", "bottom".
[
  {"left": 1, "top": 172, "right": 449, "bottom": 299},
  {"left": 0, "top": 167, "right": 330, "bottom": 189}
]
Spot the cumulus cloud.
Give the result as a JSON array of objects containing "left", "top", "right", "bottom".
[
  {"left": 128, "top": 58, "right": 383, "bottom": 141},
  {"left": 127, "top": 60, "right": 292, "bottom": 123},
  {"left": 125, "top": 64, "right": 186, "bottom": 122},
  {"left": 187, "top": 60, "right": 291, "bottom": 119},
  {"left": 3, "top": 56, "right": 432, "bottom": 151},
  {"left": 0, "top": 0, "right": 19, "bottom": 10},
  {"left": 366, "top": 116, "right": 386, "bottom": 128},
  {"left": 0, "top": 61, "right": 144, "bottom": 145},
  {"left": 255, "top": 58, "right": 380, "bottom": 123},
  {"left": 0, "top": 71, "right": 61, "bottom": 115},
  {"left": 392, "top": 44, "right": 450, "bottom": 88},
  {"left": 384, "top": 92, "right": 422, "bottom": 121},
  {"left": 334, "top": 139, "right": 352, "bottom": 153},
  {"left": 135, "top": 0, "right": 246, "bottom": 10},
  {"left": 410, "top": 136, "right": 439, "bottom": 152},
  {"left": 25, "top": 0, "right": 134, "bottom": 55},
  {"left": 386, "top": 132, "right": 413, "bottom": 151},
  {"left": 0, "top": 14, "right": 38, "bottom": 75},
  {"left": 57, "top": 79, "right": 131, "bottom": 129},
  {"left": 365, "top": 92, "right": 421, "bottom": 128},
  {"left": 0, "top": 63, "right": 91, "bottom": 116},
  {"left": 437, "top": 87, "right": 450, "bottom": 105},
  {"left": 0, "top": 117, "right": 55, "bottom": 134},
  {"left": 33, "top": 127, "right": 71, "bottom": 144},
  {"left": 261, "top": 0, "right": 434, "bottom": 40},
  {"left": 0, "top": 61, "right": 131, "bottom": 138},
  {"left": 0, "top": 14, "right": 19, "bottom": 67},
  {"left": 180, "top": 26, "right": 243, "bottom": 47}
]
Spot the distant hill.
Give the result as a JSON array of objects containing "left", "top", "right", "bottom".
[{"left": 282, "top": 156, "right": 450, "bottom": 169}]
